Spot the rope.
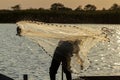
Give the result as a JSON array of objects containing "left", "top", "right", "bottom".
[{"left": 38, "top": 43, "right": 53, "bottom": 58}]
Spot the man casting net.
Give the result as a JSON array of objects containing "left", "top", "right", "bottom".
[{"left": 16, "top": 21, "right": 114, "bottom": 78}]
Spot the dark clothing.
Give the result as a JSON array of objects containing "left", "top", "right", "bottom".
[
  {"left": 53, "top": 41, "right": 74, "bottom": 62},
  {"left": 49, "top": 58, "right": 72, "bottom": 80},
  {"left": 49, "top": 40, "right": 80, "bottom": 80}
]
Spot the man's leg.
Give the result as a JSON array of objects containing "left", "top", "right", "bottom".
[
  {"left": 62, "top": 59, "right": 72, "bottom": 80},
  {"left": 63, "top": 67, "right": 72, "bottom": 80},
  {"left": 49, "top": 59, "right": 60, "bottom": 80}
]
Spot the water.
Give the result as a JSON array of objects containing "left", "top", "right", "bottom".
[
  {"left": 0, "top": 24, "right": 120, "bottom": 80},
  {"left": 0, "top": 24, "right": 53, "bottom": 80}
]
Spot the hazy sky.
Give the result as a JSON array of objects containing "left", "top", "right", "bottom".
[{"left": 0, "top": 0, "right": 120, "bottom": 10}]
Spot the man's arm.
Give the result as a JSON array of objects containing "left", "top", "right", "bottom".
[{"left": 75, "top": 53, "right": 84, "bottom": 70}]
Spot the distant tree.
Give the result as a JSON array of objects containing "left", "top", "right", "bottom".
[
  {"left": 50, "top": 3, "right": 64, "bottom": 10},
  {"left": 50, "top": 3, "right": 72, "bottom": 11},
  {"left": 11, "top": 4, "right": 21, "bottom": 10},
  {"left": 84, "top": 4, "right": 97, "bottom": 11},
  {"left": 61, "top": 7, "right": 72, "bottom": 11},
  {"left": 38, "top": 8, "right": 45, "bottom": 10},
  {"left": 102, "top": 8, "right": 106, "bottom": 11},
  {"left": 75, "top": 5, "right": 83, "bottom": 11},
  {"left": 27, "top": 7, "right": 38, "bottom": 10},
  {"left": 109, "top": 3, "right": 120, "bottom": 10}
]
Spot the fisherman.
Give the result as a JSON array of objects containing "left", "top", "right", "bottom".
[{"left": 49, "top": 40, "right": 81, "bottom": 80}]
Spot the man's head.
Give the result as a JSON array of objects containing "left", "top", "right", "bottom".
[
  {"left": 74, "top": 39, "right": 81, "bottom": 45},
  {"left": 71, "top": 40, "right": 81, "bottom": 55}
]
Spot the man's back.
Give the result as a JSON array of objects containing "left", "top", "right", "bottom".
[{"left": 53, "top": 41, "right": 74, "bottom": 61}]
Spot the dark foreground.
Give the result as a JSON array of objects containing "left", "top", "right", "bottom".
[
  {"left": 0, "top": 74, "right": 13, "bottom": 80},
  {"left": 73, "top": 76, "right": 120, "bottom": 80},
  {"left": 1, "top": 74, "right": 120, "bottom": 80}
]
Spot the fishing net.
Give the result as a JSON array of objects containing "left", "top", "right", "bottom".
[{"left": 16, "top": 21, "right": 114, "bottom": 74}]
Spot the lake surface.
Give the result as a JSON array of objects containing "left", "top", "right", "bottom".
[{"left": 0, "top": 24, "right": 120, "bottom": 80}]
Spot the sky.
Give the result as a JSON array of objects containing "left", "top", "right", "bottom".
[{"left": 0, "top": 0, "right": 120, "bottom": 10}]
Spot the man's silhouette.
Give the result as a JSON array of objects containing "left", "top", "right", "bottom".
[{"left": 49, "top": 40, "right": 81, "bottom": 80}]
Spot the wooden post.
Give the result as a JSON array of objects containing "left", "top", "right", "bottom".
[{"left": 23, "top": 74, "right": 28, "bottom": 80}]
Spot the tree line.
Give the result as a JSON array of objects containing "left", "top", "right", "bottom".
[{"left": 0, "top": 3, "right": 120, "bottom": 24}]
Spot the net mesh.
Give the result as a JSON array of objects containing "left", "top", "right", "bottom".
[{"left": 16, "top": 21, "right": 113, "bottom": 74}]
